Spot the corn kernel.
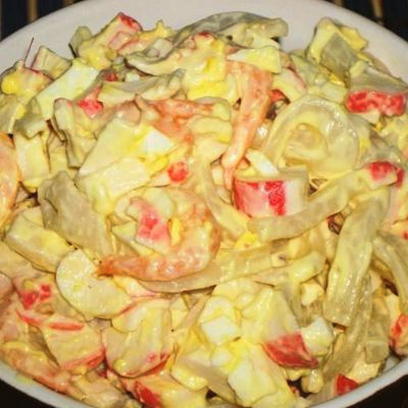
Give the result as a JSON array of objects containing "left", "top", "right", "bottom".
[
  {"left": 16, "top": 104, "right": 26, "bottom": 120},
  {"left": 2, "top": 72, "right": 20, "bottom": 94},
  {"left": 113, "top": 359, "right": 127, "bottom": 372},
  {"left": 145, "top": 155, "right": 169, "bottom": 175},
  {"left": 169, "top": 217, "right": 183, "bottom": 246},
  {"left": 234, "top": 231, "right": 261, "bottom": 250}
]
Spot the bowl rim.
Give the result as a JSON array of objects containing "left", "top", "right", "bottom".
[
  {"left": 1, "top": 357, "right": 408, "bottom": 408},
  {"left": 0, "top": 1, "right": 407, "bottom": 408}
]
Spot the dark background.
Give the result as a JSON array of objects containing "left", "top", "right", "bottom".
[
  {"left": 0, "top": 0, "right": 408, "bottom": 407},
  {"left": 1, "top": 0, "right": 408, "bottom": 40}
]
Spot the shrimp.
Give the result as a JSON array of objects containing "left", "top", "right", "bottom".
[
  {"left": 0, "top": 297, "right": 71, "bottom": 392},
  {"left": 1, "top": 343, "right": 71, "bottom": 393},
  {"left": 99, "top": 189, "right": 221, "bottom": 281},
  {"left": 0, "top": 296, "right": 27, "bottom": 344},
  {"left": 221, "top": 62, "right": 272, "bottom": 188},
  {"left": 0, "top": 133, "right": 19, "bottom": 229},
  {"left": 151, "top": 99, "right": 213, "bottom": 119},
  {"left": 137, "top": 97, "right": 213, "bottom": 141}
]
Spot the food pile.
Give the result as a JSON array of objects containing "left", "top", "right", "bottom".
[{"left": 0, "top": 11, "right": 408, "bottom": 408}]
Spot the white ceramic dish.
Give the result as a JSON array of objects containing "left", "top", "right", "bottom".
[{"left": 0, "top": 0, "right": 407, "bottom": 407}]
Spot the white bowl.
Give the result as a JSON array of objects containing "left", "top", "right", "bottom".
[{"left": 0, "top": 0, "right": 407, "bottom": 407}]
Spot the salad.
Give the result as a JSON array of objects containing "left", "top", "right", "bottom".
[{"left": 0, "top": 10, "right": 408, "bottom": 408}]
